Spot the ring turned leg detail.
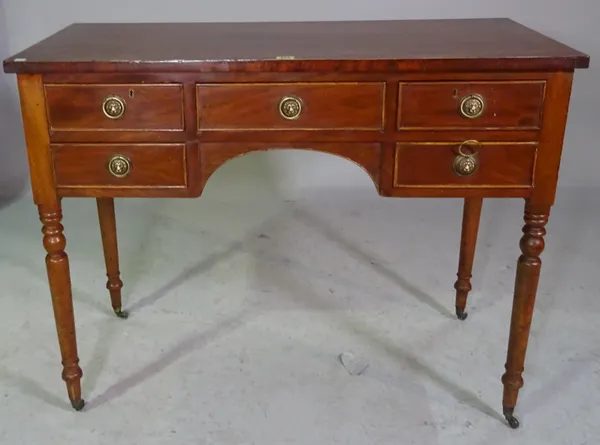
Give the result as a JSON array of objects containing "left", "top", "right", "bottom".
[
  {"left": 501, "top": 204, "right": 549, "bottom": 429},
  {"left": 97, "top": 198, "right": 128, "bottom": 319},
  {"left": 39, "top": 204, "right": 85, "bottom": 411},
  {"left": 454, "top": 197, "right": 483, "bottom": 320}
]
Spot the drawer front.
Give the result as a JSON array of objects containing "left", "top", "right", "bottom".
[
  {"left": 393, "top": 142, "right": 537, "bottom": 188},
  {"left": 52, "top": 144, "right": 187, "bottom": 188},
  {"left": 197, "top": 82, "right": 385, "bottom": 131},
  {"left": 45, "top": 84, "right": 184, "bottom": 131},
  {"left": 398, "top": 81, "right": 545, "bottom": 130}
]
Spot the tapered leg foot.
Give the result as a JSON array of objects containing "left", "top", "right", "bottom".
[
  {"left": 501, "top": 203, "right": 549, "bottom": 431},
  {"left": 39, "top": 204, "right": 85, "bottom": 409},
  {"left": 97, "top": 199, "right": 126, "bottom": 317},
  {"left": 71, "top": 398, "right": 86, "bottom": 411},
  {"left": 114, "top": 307, "right": 129, "bottom": 319},
  {"left": 503, "top": 407, "right": 520, "bottom": 429},
  {"left": 454, "top": 198, "right": 482, "bottom": 320},
  {"left": 455, "top": 307, "right": 468, "bottom": 320}
]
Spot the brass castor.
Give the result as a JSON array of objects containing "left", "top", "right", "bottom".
[{"left": 456, "top": 307, "right": 468, "bottom": 321}]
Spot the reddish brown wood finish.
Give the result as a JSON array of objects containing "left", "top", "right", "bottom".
[
  {"left": 196, "top": 83, "right": 385, "bottom": 131},
  {"left": 3, "top": 19, "right": 589, "bottom": 74},
  {"left": 17, "top": 74, "right": 84, "bottom": 410},
  {"left": 398, "top": 81, "right": 545, "bottom": 130},
  {"left": 393, "top": 142, "right": 537, "bottom": 188},
  {"left": 45, "top": 84, "right": 184, "bottom": 132},
  {"left": 501, "top": 204, "right": 550, "bottom": 428},
  {"left": 531, "top": 72, "right": 575, "bottom": 207},
  {"left": 97, "top": 198, "right": 127, "bottom": 318},
  {"left": 198, "top": 142, "right": 381, "bottom": 190},
  {"left": 52, "top": 143, "right": 187, "bottom": 189},
  {"left": 454, "top": 198, "right": 483, "bottom": 320},
  {"left": 4, "top": 20, "right": 589, "bottom": 427},
  {"left": 39, "top": 205, "right": 84, "bottom": 410}
]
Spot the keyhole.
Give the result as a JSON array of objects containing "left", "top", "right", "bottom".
[
  {"left": 129, "top": 89, "right": 135, "bottom": 98},
  {"left": 452, "top": 88, "right": 458, "bottom": 98}
]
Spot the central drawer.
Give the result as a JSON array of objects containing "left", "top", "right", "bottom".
[{"left": 196, "top": 82, "right": 386, "bottom": 131}]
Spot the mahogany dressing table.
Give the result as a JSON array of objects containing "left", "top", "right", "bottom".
[{"left": 2, "top": 19, "right": 589, "bottom": 428}]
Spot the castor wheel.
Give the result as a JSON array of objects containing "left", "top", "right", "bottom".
[
  {"left": 114, "top": 308, "right": 129, "bottom": 319},
  {"left": 71, "top": 399, "right": 85, "bottom": 411},
  {"left": 503, "top": 407, "right": 520, "bottom": 429},
  {"left": 456, "top": 307, "right": 468, "bottom": 321}
]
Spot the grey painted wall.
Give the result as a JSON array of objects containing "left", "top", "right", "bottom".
[
  {"left": 1, "top": 0, "right": 597, "bottom": 196},
  {"left": 0, "top": 0, "right": 28, "bottom": 204}
]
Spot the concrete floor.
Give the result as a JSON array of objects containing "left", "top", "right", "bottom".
[{"left": 0, "top": 171, "right": 599, "bottom": 444}]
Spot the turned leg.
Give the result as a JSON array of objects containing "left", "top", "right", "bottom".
[
  {"left": 501, "top": 203, "right": 549, "bottom": 429},
  {"left": 454, "top": 197, "right": 483, "bottom": 320},
  {"left": 39, "top": 204, "right": 85, "bottom": 411},
  {"left": 97, "top": 198, "right": 127, "bottom": 318}
]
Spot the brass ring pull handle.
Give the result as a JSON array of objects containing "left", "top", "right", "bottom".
[
  {"left": 453, "top": 140, "right": 481, "bottom": 177},
  {"left": 279, "top": 96, "right": 302, "bottom": 120},
  {"left": 102, "top": 95, "right": 126, "bottom": 119},
  {"left": 459, "top": 93, "right": 485, "bottom": 119},
  {"left": 108, "top": 155, "right": 132, "bottom": 178}
]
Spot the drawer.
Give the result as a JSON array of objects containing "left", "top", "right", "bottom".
[
  {"left": 398, "top": 81, "right": 545, "bottom": 130},
  {"left": 52, "top": 144, "right": 187, "bottom": 188},
  {"left": 197, "top": 82, "right": 385, "bottom": 131},
  {"left": 393, "top": 142, "right": 537, "bottom": 188},
  {"left": 44, "top": 84, "right": 184, "bottom": 131}
]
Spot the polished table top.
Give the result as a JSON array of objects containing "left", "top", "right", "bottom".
[{"left": 3, "top": 19, "right": 589, "bottom": 73}]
